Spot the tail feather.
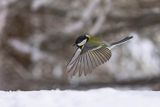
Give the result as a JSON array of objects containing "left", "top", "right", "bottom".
[{"left": 109, "top": 36, "right": 133, "bottom": 48}]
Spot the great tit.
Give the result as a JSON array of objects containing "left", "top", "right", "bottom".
[{"left": 66, "top": 34, "right": 133, "bottom": 77}]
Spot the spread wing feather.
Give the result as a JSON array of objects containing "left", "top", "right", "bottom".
[{"left": 66, "top": 46, "right": 112, "bottom": 76}]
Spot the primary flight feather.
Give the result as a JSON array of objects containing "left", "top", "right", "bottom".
[{"left": 66, "top": 34, "right": 133, "bottom": 77}]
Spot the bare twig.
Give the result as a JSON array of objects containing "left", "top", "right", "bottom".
[
  {"left": 8, "top": 39, "right": 55, "bottom": 62},
  {"left": 64, "top": 0, "right": 101, "bottom": 34},
  {"left": 90, "top": 0, "right": 112, "bottom": 35}
]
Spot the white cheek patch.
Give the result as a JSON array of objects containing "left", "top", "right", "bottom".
[{"left": 77, "top": 39, "right": 87, "bottom": 46}]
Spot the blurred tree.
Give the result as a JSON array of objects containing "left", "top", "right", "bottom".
[{"left": 0, "top": 0, "right": 160, "bottom": 90}]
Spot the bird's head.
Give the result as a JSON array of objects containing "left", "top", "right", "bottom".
[{"left": 74, "top": 34, "right": 90, "bottom": 48}]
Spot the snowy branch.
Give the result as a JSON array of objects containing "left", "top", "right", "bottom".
[{"left": 64, "top": 0, "right": 101, "bottom": 34}]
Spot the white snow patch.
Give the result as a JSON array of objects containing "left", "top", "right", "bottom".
[{"left": 0, "top": 88, "right": 160, "bottom": 107}]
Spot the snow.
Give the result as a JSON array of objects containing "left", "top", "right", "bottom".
[{"left": 0, "top": 88, "right": 160, "bottom": 107}]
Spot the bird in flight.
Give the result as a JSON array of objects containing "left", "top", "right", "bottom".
[{"left": 66, "top": 34, "right": 133, "bottom": 77}]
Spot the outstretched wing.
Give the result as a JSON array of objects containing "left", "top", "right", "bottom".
[{"left": 66, "top": 45, "right": 112, "bottom": 76}]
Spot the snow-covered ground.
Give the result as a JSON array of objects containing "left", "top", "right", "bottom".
[{"left": 0, "top": 88, "right": 160, "bottom": 107}]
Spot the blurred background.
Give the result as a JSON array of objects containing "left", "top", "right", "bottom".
[{"left": 0, "top": 0, "right": 160, "bottom": 91}]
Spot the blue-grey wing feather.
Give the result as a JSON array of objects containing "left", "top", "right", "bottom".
[{"left": 66, "top": 45, "right": 112, "bottom": 76}]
